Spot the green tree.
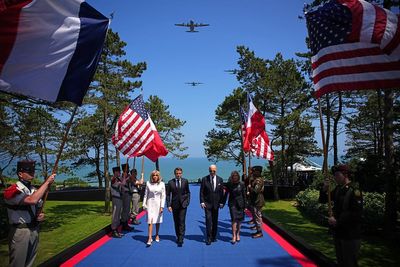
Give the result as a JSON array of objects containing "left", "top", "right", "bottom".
[{"left": 203, "top": 88, "right": 247, "bottom": 165}]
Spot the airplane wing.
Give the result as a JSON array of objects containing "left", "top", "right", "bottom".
[
  {"left": 194, "top": 23, "right": 209, "bottom": 27},
  {"left": 175, "top": 23, "right": 189, "bottom": 27}
]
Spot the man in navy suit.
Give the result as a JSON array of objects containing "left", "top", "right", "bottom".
[
  {"left": 200, "top": 164, "right": 225, "bottom": 245},
  {"left": 166, "top": 167, "right": 191, "bottom": 246}
]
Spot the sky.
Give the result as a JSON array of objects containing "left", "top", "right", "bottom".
[{"left": 87, "top": 0, "right": 314, "bottom": 158}]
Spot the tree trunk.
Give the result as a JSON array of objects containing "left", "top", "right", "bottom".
[
  {"left": 95, "top": 147, "right": 102, "bottom": 188},
  {"left": 383, "top": 89, "right": 397, "bottom": 235},
  {"left": 280, "top": 100, "right": 286, "bottom": 184},
  {"left": 270, "top": 161, "right": 279, "bottom": 200},
  {"left": 103, "top": 108, "right": 111, "bottom": 213},
  {"left": 377, "top": 89, "right": 384, "bottom": 158},
  {"left": 333, "top": 92, "right": 342, "bottom": 165},
  {"left": 116, "top": 147, "right": 120, "bottom": 167}
]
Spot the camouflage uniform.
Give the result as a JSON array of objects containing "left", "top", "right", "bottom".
[{"left": 249, "top": 176, "right": 265, "bottom": 236}]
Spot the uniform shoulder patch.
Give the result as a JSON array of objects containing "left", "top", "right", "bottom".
[{"left": 4, "top": 184, "right": 22, "bottom": 200}]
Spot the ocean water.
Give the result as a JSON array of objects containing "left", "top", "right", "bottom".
[{"left": 3, "top": 156, "right": 329, "bottom": 185}]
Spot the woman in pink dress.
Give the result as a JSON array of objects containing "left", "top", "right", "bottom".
[{"left": 143, "top": 170, "right": 166, "bottom": 246}]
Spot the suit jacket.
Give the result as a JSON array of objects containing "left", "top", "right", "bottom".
[
  {"left": 223, "top": 181, "right": 246, "bottom": 209},
  {"left": 166, "top": 178, "right": 190, "bottom": 209},
  {"left": 200, "top": 175, "right": 224, "bottom": 209}
]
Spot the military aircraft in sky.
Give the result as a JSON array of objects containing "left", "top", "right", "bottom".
[
  {"left": 224, "top": 69, "right": 238, "bottom": 74},
  {"left": 175, "top": 20, "right": 209, "bottom": 32},
  {"left": 185, "top": 82, "right": 203, "bottom": 86}
]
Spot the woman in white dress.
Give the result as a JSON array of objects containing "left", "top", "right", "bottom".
[{"left": 143, "top": 170, "right": 166, "bottom": 246}]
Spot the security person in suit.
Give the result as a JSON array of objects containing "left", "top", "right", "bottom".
[
  {"left": 166, "top": 167, "right": 191, "bottom": 246},
  {"left": 248, "top": 165, "right": 265, "bottom": 238},
  {"left": 4, "top": 160, "right": 55, "bottom": 267},
  {"left": 200, "top": 164, "right": 225, "bottom": 245},
  {"left": 319, "top": 164, "right": 363, "bottom": 267}
]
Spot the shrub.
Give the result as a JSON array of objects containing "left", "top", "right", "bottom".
[
  {"left": 295, "top": 189, "right": 386, "bottom": 234},
  {"left": 362, "top": 192, "right": 385, "bottom": 233},
  {"left": 296, "top": 189, "right": 328, "bottom": 226}
]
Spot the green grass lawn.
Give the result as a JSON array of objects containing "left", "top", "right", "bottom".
[
  {"left": 0, "top": 201, "right": 111, "bottom": 267},
  {"left": 264, "top": 200, "right": 400, "bottom": 267}
]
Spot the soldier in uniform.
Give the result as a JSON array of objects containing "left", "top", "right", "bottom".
[
  {"left": 120, "top": 163, "right": 133, "bottom": 232},
  {"left": 247, "top": 165, "right": 264, "bottom": 238},
  {"left": 129, "top": 168, "right": 143, "bottom": 225},
  {"left": 111, "top": 166, "right": 124, "bottom": 238},
  {"left": 319, "top": 164, "right": 363, "bottom": 267},
  {"left": 4, "top": 160, "right": 55, "bottom": 267},
  {"left": 245, "top": 166, "right": 254, "bottom": 225}
]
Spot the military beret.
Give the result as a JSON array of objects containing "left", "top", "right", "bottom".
[
  {"left": 251, "top": 166, "right": 263, "bottom": 172},
  {"left": 121, "top": 164, "right": 129, "bottom": 172},
  {"left": 331, "top": 164, "right": 350, "bottom": 174},
  {"left": 17, "top": 160, "right": 35, "bottom": 173},
  {"left": 112, "top": 166, "right": 121, "bottom": 173}
]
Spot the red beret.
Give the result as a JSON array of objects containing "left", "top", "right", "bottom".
[{"left": 331, "top": 164, "right": 350, "bottom": 174}]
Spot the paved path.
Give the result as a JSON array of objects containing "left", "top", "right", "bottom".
[{"left": 65, "top": 185, "right": 315, "bottom": 267}]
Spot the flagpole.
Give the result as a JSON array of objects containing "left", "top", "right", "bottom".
[
  {"left": 238, "top": 99, "right": 247, "bottom": 182},
  {"left": 318, "top": 98, "right": 332, "bottom": 217},
  {"left": 140, "top": 156, "right": 145, "bottom": 182},
  {"left": 133, "top": 157, "right": 136, "bottom": 169},
  {"left": 38, "top": 104, "right": 79, "bottom": 215}
]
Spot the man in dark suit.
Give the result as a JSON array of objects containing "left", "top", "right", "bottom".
[
  {"left": 166, "top": 167, "right": 191, "bottom": 247},
  {"left": 200, "top": 164, "right": 225, "bottom": 245}
]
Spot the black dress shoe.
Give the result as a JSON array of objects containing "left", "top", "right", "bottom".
[
  {"left": 112, "top": 231, "right": 122, "bottom": 238},
  {"left": 211, "top": 238, "right": 217, "bottom": 242},
  {"left": 206, "top": 240, "right": 211, "bottom": 245}
]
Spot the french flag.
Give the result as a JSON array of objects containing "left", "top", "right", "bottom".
[{"left": 0, "top": 0, "right": 109, "bottom": 105}]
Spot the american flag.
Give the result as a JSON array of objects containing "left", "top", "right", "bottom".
[
  {"left": 306, "top": 0, "right": 400, "bottom": 98},
  {"left": 242, "top": 95, "right": 274, "bottom": 161},
  {"left": 112, "top": 95, "right": 168, "bottom": 161}
]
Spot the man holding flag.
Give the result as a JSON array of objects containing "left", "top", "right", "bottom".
[
  {"left": 241, "top": 93, "right": 274, "bottom": 239},
  {"left": 305, "top": 0, "right": 400, "bottom": 265}
]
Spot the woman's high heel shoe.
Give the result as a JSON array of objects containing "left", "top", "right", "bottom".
[{"left": 146, "top": 238, "right": 153, "bottom": 246}]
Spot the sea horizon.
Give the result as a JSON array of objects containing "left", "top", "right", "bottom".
[{"left": 2, "top": 156, "right": 333, "bottom": 185}]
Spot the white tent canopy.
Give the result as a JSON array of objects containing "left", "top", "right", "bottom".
[{"left": 290, "top": 157, "right": 322, "bottom": 172}]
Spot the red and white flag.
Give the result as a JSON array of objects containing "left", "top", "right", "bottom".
[
  {"left": 112, "top": 95, "right": 168, "bottom": 162},
  {"left": 243, "top": 96, "right": 274, "bottom": 161},
  {"left": 306, "top": 0, "right": 400, "bottom": 98}
]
